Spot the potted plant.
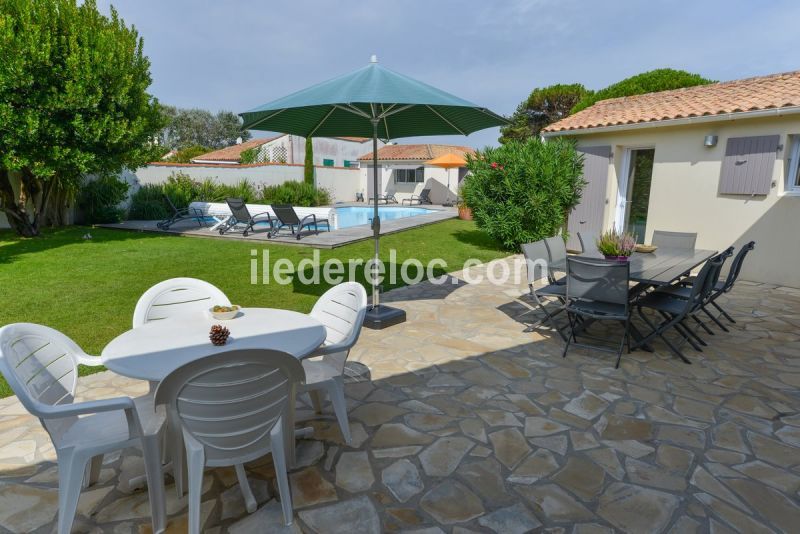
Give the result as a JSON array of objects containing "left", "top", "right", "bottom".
[
  {"left": 596, "top": 228, "right": 636, "bottom": 261},
  {"left": 457, "top": 187, "right": 472, "bottom": 220}
]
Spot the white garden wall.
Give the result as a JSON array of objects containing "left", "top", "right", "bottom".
[{"left": 129, "top": 162, "right": 361, "bottom": 204}]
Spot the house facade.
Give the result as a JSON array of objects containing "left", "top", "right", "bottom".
[
  {"left": 543, "top": 71, "right": 800, "bottom": 288},
  {"left": 191, "top": 135, "right": 379, "bottom": 168},
  {"left": 357, "top": 144, "right": 474, "bottom": 204}
]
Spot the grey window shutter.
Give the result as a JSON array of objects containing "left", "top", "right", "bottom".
[{"left": 719, "top": 135, "right": 780, "bottom": 195}]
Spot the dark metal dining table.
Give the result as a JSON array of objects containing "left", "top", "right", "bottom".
[{"left": 550, "top": 247, "right": 718, "bottom": 286}]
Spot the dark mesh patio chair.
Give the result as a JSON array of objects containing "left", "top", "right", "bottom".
[
  {"left": 520, "top": 240, "right": 568, "bottom": 341},
  {"left": 562, "top": 257, "right": 631, "bottom": 368},
  {"left": 269, "top": 205, "right": 330, "bottom": 240},
  {"left": 218, "top": 197, "right": 276, "bottom": 237},
  {"left": 577, "top": 231, "right": 599, "bottom": 255},
  {"left": 635, "top": 256, "right": 723, "bottom": 363},
  {"left": 651, "top": 230, "right": 697, "bottom": 250},
  {"left": 156, "top": 195, "right": 206, "bottom": 230},
  {"left": 544, "top": 236, "right": 568, "bottom": 285},
  {"left": 402, "top": 188, "right": 432, "bottom": 205},
  {"left": 657, "top": 246, "right": 735, "bottom": 332},
  {"left": 675, "top": 241, "right": 755, "bottom": 326}
]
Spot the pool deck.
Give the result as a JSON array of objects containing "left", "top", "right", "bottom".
[{"left": 98, "top": 204, "right": 457, "bottom": 248}]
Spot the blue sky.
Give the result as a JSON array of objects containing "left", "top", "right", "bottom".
[{"left": 99, "top": 0, "right": 800, "bottom": 149}]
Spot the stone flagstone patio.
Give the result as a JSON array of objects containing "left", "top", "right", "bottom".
[{"left": 1, "top": 255, "right": 799, "bottom": 533}]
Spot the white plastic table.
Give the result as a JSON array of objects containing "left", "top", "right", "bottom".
[
  {"left": 101, "top": 307, "right": 326, "bottom": 466},
  {"left": 102, "top": 308, "right": 325, "bottom": 381}
]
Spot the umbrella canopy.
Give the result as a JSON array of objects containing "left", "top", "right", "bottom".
[
  {"left": 426, "top": 152, "right": 467, "bottom": 169},
  {"left": 239, "top": 57, "right": 506, "bottom": 137},
  {"left": 239, "top": 57, "right": 507, "bottom": 328}
]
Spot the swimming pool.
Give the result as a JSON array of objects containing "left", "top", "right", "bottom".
[{"left": 334, "top": 206, "right": 433, "bottom": 229}]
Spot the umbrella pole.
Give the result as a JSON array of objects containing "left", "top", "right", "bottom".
[
  {"left": 363, "top": 118, "right": 406, "bottom": 329},
  {"left": 371, "top": 120, "right": 380, "bottom": 309}
]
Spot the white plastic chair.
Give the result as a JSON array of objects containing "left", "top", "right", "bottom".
[
  {"left": 0, "top": 323, "right": 166, "bottom": 534},
  {"left": 133, "top": 277, "right": 231, "bottom": 497},
  {"left": 133, "top": 277, "right": 231, "bottom": 328},
  {"left": 300, "top": 282, "right": 367, "bottom": 445},
  {"left": 154, "top": 349, "right": 304, "bottom": 532}
]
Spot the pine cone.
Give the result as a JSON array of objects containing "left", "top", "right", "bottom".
[{"left": 209, "top": 324, "right": 230, "bottom": 346}]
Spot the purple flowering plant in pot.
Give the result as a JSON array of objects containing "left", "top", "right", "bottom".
[{"left": 596, "top": 228, "right": 637, "bottom": 261}]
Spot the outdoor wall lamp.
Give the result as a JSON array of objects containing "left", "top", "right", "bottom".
[{"left": 704, "top": 135, "right": 718, "bottom": 147}]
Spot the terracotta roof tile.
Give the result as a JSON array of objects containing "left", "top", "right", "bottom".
[
  {"left": 543, "top": 70, "right": 800, "bottom": 134},
  {"left": 358, "top": 144, "right": 476, "bottom": 161},
  {"left": 191, "top": 136, "right": 282, "bottom": 162}
]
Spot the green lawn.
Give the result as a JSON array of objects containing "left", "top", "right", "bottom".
[{"left": 0, "top": 220, "right": 506, "bottom": 397}]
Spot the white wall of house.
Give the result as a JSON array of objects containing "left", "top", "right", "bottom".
[
  {"left": 252, "top": 135, "right": 378, "bottom": 167},
  {"left": 556, "top": 114, "right": 800, "bottom": 287},
  {"left": 360, "top": 161, "right": 463, "bottom": 204}
]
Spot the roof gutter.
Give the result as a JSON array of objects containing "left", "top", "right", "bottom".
[
  {"left": 541, "top": 106, "right": 800, "bottom": 138},
  {"left": 188, "top": 159, "right": 238, "bottom": 165}
]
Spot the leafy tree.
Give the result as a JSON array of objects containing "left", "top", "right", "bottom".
[
  {"left": 499, "top": 84, "right": 588, "bottom": 143},
  {"left": 502, "top": 70, "right": 714, "bottom": 145},
  {"left": 572, "top": 68, "right": 714, "bottom": 113},
  {"left": 158, "top": 106, "right": 251, "bottom": 150},
  {"left": 462, "top": 138, "right": 585, "bottom": 250},
  {"left": 163, "top": 145, "right": 212, "bottom": 163},
  {"left": 304, "top": 137, "right": 314, "bottom": 186},
  {"left": 0, "top": 0, "right": 164, "bottom": 236}
]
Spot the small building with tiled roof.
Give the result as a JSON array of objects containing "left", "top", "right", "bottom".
[
  {"left": 357, "top": 144, "right": 476, "bottom": 205},
  {"left": 191, "top": 135, "right": 378, "bottom": 167},
  {"left": 190, "top": 137, "right": 281, "bottom": 164},
  {"left": 358, "top": 143, "right": 475, "bottom": 162},
  {"left": 544, "top": 70, "right": 800, "bottom": 287}
]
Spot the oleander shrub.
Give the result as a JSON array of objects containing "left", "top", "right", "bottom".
[
  {"left": 462, "top": 137, "right": 585, "bottom": 250},
  {"left": 239, "top": 147, "right": 260, "bottom": 164},
  {"left": 128, "top": 184, "right": 168, "bottom": 220},
  {"left": 127, "top": 174, "right": 263, "bottom": 220},
  {"left": 221, "top": 179, "right": 258, "bottom": 202},
  {"left": 77, "top": 175, "right": 130, "bottom": 224},
  {"left": 259, "top": 180, "right": 330, "bottom": 206}
]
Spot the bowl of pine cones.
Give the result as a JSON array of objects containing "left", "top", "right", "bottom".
[{"left": 209, "top": 324, "right": 231, "bottom": 346}]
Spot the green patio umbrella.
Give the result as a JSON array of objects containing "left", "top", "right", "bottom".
[{"left": 240, "top": 56, "right": 507, "bottom": 328}]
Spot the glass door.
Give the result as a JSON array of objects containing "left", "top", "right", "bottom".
[{"left": 616, "top": 148, "right": 655, "bottom": 243}]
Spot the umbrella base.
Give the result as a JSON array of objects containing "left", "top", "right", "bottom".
[{"left": 364, "top": 304, "right": 406, "bottom": 330}]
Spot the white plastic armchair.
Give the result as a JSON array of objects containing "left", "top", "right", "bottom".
[
  {"left": 155, "top": 349, "right": 304, "bottom": 532},
  {"left": 300, "top": 282, "right": 367, "bottom": 445},
  {"left": 133, "top": 277, "right": 231, "bottom": 328},
  {"left": 0, "top": 323, "right": 166, "bottom": 534}
]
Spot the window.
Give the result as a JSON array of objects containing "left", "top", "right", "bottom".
[
  {"left": 787, "top": 135, "right": 800, "bottom": 193},
  {"left": 323, "top": 158, "right": 335, "bottom": 167},
  {"left": 343, "top": 160, "right": 358, "bottom": 168},
  {"left": 394, "top": 167, "right": 424, "bottom": 183}
]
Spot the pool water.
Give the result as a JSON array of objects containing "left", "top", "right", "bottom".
[{"left": 334, "top": 206, "right": 433, "bottom": 229}]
